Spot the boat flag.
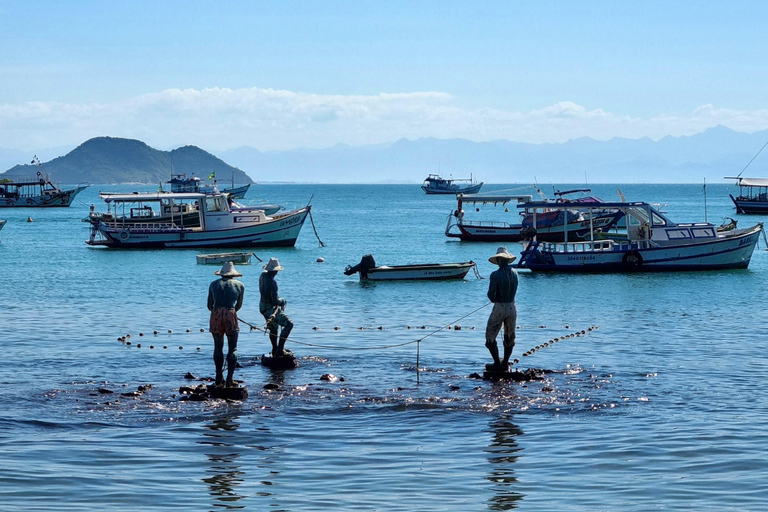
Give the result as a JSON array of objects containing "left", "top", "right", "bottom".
[{"left": 208, "top": 172, "right": 215, "bottom": 180}]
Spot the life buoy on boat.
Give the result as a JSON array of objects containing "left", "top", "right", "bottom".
[
  {"left": 118, "top": 229, "right": 130, "bottom": 241},
  {"left": 622, "top": 250, "right": 643, "bottom": 269}
]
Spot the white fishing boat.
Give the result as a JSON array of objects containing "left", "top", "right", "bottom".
[
  {"left": 516, "top": 200, "right": 763, "bottom": 272},
  {"left": 725, "top": 177, "right": 768, "bottom": 214},
  {"left": 86, "top": 189, "right": 310, "bottom": 248},
  {"left": 0, "top": 157, "right": 87, "bottom": 207},
  {"left": 344, "top": 254, "right": 476, "bottom": 281},
  {"left": 196, "top": 252, "right": 258, "bottom": 265},
  {"left": 422, "top": 173, "right": 483, "bottom": 195}
]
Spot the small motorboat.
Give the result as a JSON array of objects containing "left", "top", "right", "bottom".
[
  {"left": 196, "top": 252, "right": 259, "bottom": 265},
  {"left": 344, "top": 254, "right": 476, "bottom": 281}
]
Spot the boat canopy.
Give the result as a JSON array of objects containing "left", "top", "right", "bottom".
[
  {"left": 457, "top": 194, "right": 533, "bottom": 205},
  {"left": 727, "top": 177, "right": 768, "bottom": 188},
  {"left": 519, "top": 200, "right": 649, "bottom": 209},
  {"left": 99, "top": 192, "right": 206, "bottom": 203}
]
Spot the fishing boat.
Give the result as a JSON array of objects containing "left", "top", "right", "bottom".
[
  {"left": 196, "top": 252, "right": 258, "bottom": 265},
  {"left": 86, "top": 175, "right": 281, "bottom": 228},
  {"left": 344, "top": 254, "right": 476, "bottom": 281},
  {"left": 725, "top": 177, "right": 768, "bottom": 214},
  {"left": 421, "top": 173, "right": 483, "bottom": 195},
  {"left": 86, "top": 189, "right": 310, "bottom": 248},
  {"left": 445, "top": 193, "right": 624, "bottom": 242},
  {"left": 168, "top": 173, "right": 251, "bottom": 199},
  {"left": 515, "top": 200, "right": 763, "bottom": 272},
  {"left": 0, "top": 158, "right": 87, "bottom": 207}
]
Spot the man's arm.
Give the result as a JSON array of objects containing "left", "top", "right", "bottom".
[
  {"left": 207, "top": 283, "right": 215, "bottom": 311},
  {"left": 235, "top": 284, "right": 244, "bottom": 312}
]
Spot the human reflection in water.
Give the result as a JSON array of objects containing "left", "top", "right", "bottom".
[
  {"left": 201, "top": 416, "right": 247, "bottom": 510},
  {"left": 486, "top": 416, "right": 524, "bottom": 510}
]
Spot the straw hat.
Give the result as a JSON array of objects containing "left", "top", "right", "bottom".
[
  {"left": 263, "top": 257, "right": 284, "bottom": 272},
  {"left": 489, "top": 246, "right": 517, "bottom": 265},
  {"left": 214, "top": 261, "right": 243, "bottom": 277}
]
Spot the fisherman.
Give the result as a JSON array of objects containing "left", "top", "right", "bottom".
[
  {"left": 485, "top": 247, "right": 519, "bottom": 372},
  {"left": 259, "top": 257, "right": 294, "bottom": 358},
  {"left": 207, "top": 261, "right": 245, "bottom": 387}
]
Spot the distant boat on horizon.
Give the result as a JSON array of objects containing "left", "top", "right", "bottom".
[{"left": 421, "top": 173, "right": 483, "bottom": 195}]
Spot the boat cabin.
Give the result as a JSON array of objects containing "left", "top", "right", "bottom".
[{"left": 725, "top": 177, "right": 768, "bottom": 214}]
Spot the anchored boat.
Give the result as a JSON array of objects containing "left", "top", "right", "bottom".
[
  {"left": 86, "top": 189, "right": 310, "bottom": 248},
  {"left": 725, "top": 177, "right": 768, "bottom": 214},
  {"left": 516, "top": 200, "right": 763, "bottom": 272},
  {"left": 344, "top": 254, "right": 476, "bottom": 281},
  {"left": 422, "top": 173, "right": 483, "bottom": 195},
  {"left": 0, "top": 158, "right": 87, "bottom": 207},
  {"left": 445, "top": 193, "right": 624, "bottom": 242},
  {"left": 196, "top": 252, "right": 258, "bottom": 265}
]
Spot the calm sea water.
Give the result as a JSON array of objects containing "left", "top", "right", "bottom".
[{"left": 1, "top": 183, "right": 768, "bottom": 511}]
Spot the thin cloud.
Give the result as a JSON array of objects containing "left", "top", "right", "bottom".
[{"left": 1, "top": 87, "right": 767, "bottom": 151}]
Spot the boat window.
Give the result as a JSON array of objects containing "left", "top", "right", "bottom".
[
  {"left": 692, "top": 228, "right": 715, "bottom": 238},
  {"left": 667, "top": 229, "right": 691, "bottom": 239},
  {"left": 651, "top": 212, "right": 667, "bottom": 226},
  {"left": 205, "top": 197, "right": 221, "bottom": 212}
]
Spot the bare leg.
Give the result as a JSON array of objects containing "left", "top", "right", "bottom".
[
  {"left": 225, "top": 330, "right": 239, "bottom": 386},
  {"left": 277, "top": 320, "right": 293, "bottom": 357},
  {"left": 212, "top": 333, "right": 225, "bottom": 385}
]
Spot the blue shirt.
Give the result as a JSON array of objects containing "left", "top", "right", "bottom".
[
  {"left": 487, "top": 265, "right": 518, "bottom": 303},
  {"left": 207, "top": 278, "right": 245, "bottom": 311}
]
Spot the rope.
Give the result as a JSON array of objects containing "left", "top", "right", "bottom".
[
  {"left": 308, "top": 209, "right": 326, "bottom": 247},
  {"left": 737, "top": 138, "right": 768, "bottom": 177},
  {"left": 236, "top": 302, "right": 491, "bottom": 351},
  {"left": 472, "top": 262, "right": 484, "bottom": 280}
]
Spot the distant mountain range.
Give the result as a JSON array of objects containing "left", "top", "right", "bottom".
[
  {"left": 0, "top": 137, "right": 253, "bottom": 185},
  {"left": 2, "top": 126, "right": 768, "bottom": 184},
  {"left": 214, "top": 125, "right": 768, "bottom": 184}
]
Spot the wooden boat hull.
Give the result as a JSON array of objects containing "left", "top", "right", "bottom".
[
  {"left": 448, "top": 211, "right": 622, "bottom": 242},
  {"left": 0, "top": 184, "right": 87, "bottom": 207},
  {"left": 196, "top": 252, "right": 254, "bottom": 265},
  {"left": 364, "top": 262, "right": 475, "bottom": 281},
  {"left": 517, "top": 224, "right": 763, "bottom": 272},
  {"left": 423, "top": 183, "right": 483, "bottom": 195},
  {"left": 87, "top": 208, "right": 310, "bottom": 248},
  {"left": 730, "top": 194, "right": 768, "bottom": 214},
  {"left": 223, "top": 184, "right": 251, "bottom": 199}
]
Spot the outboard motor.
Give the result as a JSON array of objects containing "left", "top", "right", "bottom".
[
  {"left": 344, "top": 254, "right": 377, "bottom": 279},
  {"left": 520, "top": 226, "right": 538, "bottom": 240}
]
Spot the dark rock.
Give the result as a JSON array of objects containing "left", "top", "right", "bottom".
[
  {"left": 98, "top": 388, "right": 114, "bottom": 394},
  {"left": 320, "top": 374, "right": 337, "bottom": 382},
  {"left": 469, "top": 373, "right": 483, "bottom": 379},
  {"left": 449, "top": 385, "right": 460, "bottom": 391},
  {"left": 121, "top": 391, "right": 142, "bottom": 397},
  {"left": 339, "top": 376, "right": 346, "bottom": 382},
  {"left": 210, "top": 386, "right": 248, "bottom": 400},
  {"left": 184, "top": 372, "right": 198, "bottom": 380},
  {"left": 263, "top": 383, "right": 280, "bottom": 390},
  {"left": 261, "top": 354, "right": 298, "bottom": 370},
  {"left": 137, "top": 384, "right": 152, "bottom": 392}
]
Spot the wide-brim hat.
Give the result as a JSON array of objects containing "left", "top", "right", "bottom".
[
  {"left": 489, "top": 246, "right": 517, "bottom": 264},
  {"left": 214, "top": 261, "right": 243, "bottom": 277},
  {"left": 263, "top": 257, "right": 284, "bottom": 272}
]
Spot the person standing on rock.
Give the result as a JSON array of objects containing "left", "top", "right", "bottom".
[
  {"left": 485, "top": 247, "right": 519, "bottom": 372},
  {"left": 207, "top": 262, "right": 245, "bottom": 386},
  {"left": 259, "top": 257, "right": 294, "bottom": 357}
]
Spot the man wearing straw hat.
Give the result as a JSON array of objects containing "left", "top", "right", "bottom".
[
  {"left": 207, "top": 262, "right": 245, "bottom": 387},
  {"left": 259, "top": 257, "right": 294, "bottom": 358},
  {"left": 486, "top": 247, "right": 519, "bottom": 372}
]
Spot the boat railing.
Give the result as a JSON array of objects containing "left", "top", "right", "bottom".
[
  {"left": 104, "top": 221, "right": 186, "bottom": 232},
  {"left": 537, "top": 239, "right": 654, "bottom": 253},
  {"left": 0, "top": 172, "right": 52, "bottom": 184},
  {"left": 460, "top": 219, "right": 512, "bottom": 228}
]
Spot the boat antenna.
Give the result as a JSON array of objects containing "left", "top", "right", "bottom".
[
  {"left": 737, "top": 138, "right": 768, "bottom": 177},
  {"left": 703, "top": 177, "right": 708, "bottom": 223}
]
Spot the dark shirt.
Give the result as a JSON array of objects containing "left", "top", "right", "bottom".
[
  {"left": 207, "top": 278, "right": 245, "bottom": 311},
  {"left": 487, "top": 265, "right": 518, "bottom": 303},
  {"left": 259, "top": 272, "right": 284, "bottom": 309}
]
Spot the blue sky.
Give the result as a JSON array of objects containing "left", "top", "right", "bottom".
[{"left": 2, "top": 0, "right": 768, "bottom": 151}]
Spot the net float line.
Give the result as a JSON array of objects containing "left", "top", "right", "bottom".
[{"left": 520, "top": 326, "right": 599, "bottom": 358}]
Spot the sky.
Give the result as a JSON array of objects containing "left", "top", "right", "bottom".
[{"left": 2, "top": 0, "right": 768, "bottom": 152}]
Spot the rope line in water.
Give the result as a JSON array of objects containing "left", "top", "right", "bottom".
[{"left": 236, "top": 302, "right": 492, "bottom": 351}]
